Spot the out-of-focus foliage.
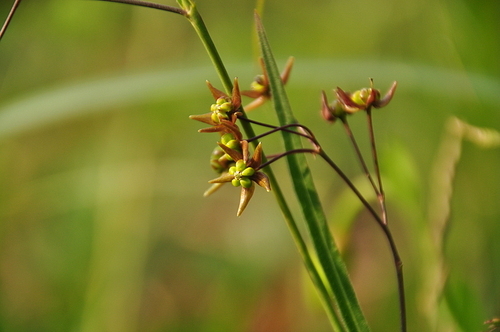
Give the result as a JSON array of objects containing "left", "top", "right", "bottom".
[{"left": 0, "top": 0, "right": 499, "bottom": 331}]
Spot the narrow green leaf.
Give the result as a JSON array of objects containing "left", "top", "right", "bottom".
[{"left": 255, "top": 13, "right": 370, "bottom": 331}]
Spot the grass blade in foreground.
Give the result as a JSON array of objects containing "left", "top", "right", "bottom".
[{"left": 255, "top": 13, "right": 370, "bottom": 331}]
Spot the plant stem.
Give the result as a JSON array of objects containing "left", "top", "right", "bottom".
[
  {"left": 319, "top": 149, "right": 406, "bottom": 331},
  {"left": 92, "top": 0, "right": 186, "bottom": 16},
  {"left": 341, "top": 118, "right": 380, "bottom": 197},
  {"left": 366, "top": 108, "right": 388, "bottom": 225},
  {"left": 0, "top": 0, "right": 23, "bottom": 41}
]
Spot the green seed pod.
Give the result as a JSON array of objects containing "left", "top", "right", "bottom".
[
  {"left": 221, "top": 133, "right": 235, "bottom": 145},
  {"left": 241, "top": 167, "right": 255, "bottom": 177},
  {"left": 211, "top": 112, "right": 221, "bottom": 123},
  {"left": 225, "top": 140, "right": 240, "bottom": 150},
  {"left": 235, "top": 160, "right": 247, "bottom": 172},
  {"left": 240, "top": 178, "right": 253, "bottom": 188}
]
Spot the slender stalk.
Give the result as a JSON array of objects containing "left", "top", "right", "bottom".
[
  {"left": 342, "top": 115, "right": 406, "bottom": 330},
  {"left": 341, "top": 118, "right": 380, "bottom": 197},
  {"left": 178, "top": 0, "right": 232, "bottom": 93},
  {"left": 0, "top": 0, "right": 22, "bottom": 41},
  {"left": 366, "top": 108, "right": 388, "bottom": 225},
  {"left": 91, "top": 0, "right": 186, "bottom": 16},
  {"left": 319, "top": 149, "right": 406, "bottom": 332},
  {"left": 365, "top": 108, "right": 406, "bottom": 330},
  {"left": 242, "top": 120, "right": 318, "bottom": 144},
  {"left": 260, "top": 133, "right": 407, "bottom": 331}
]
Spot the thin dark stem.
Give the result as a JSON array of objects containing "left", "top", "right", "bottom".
[
  {"left": 238, "top": 116, "right": 318, "bottom": 144},
  {"left": 258, "top": 136, "right": 407, "bottom": 331},
  {"left": 381, "top": 224, "right": 406, "bottom": 332},
  {"left": 258, "top": 148, "right": 318, "bottom": 170},
  {"left": 319, "top": 149, "right": 406, "bottom": 332},
  {"left": 341, "top": 118, "right": 381, "bottom": 196},
  {"left": 318, "top": 150, "right": 384, "bottom": 226},
  {"left": 90, "top": 0, "right": 187, "bottom": 16},
  {"left": 366, "top": 108, "right": 388, "bottom": 225},
  {"left": 0, "top": 0, "right": 22, "bottom": 41}
]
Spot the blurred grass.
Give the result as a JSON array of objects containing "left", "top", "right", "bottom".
[{"left": 0, "top": 0, "right": 499, "bottom": 331}]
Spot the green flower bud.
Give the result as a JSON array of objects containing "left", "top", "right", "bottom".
[
  {"left": 240, "top": 178, "right": 253, "bottom": 188},
  {"left": 225, "top": 140, "right": 240, "bottom": 150},
  {"left": 241, "top": 167, "right": 255, "bottom": 177},
  {"left": 229, "top": 166, "right": 237, "bottom": 175},
  {"left": 231, "top": 178, "right": 241, "bottom": 187}
]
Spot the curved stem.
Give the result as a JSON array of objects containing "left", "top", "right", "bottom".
[
  {"left": 381, "top": 224, "right": 406, "bottom": 332},
  {"left": 341, "top": 118, "right": 380, "bottom": 197},
  {"left": 91, "top": 0, "right": 186, "bottom": 16},
  {"left": 242, "top": 120, "right": 318, "bottom": 145},
  {"left": 259, "top": 148, "right": 318, "bottom": 170},
  {"left": 319, "top": 149, "right": 406, "bottom": 332},
  {"left": 366, "top": 108, "right": 388, "bottom": 225}
]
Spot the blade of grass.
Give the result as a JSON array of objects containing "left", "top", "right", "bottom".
[{"left": 255, "top": 13, "right": 369, "bottom": 331}]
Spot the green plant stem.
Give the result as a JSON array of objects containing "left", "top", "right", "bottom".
[{"left": 178, "top": 1, "right": 344, "bottom": 329}]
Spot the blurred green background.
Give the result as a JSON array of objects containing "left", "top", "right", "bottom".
[{"left": 0, "top": 0, "right": 499, "bottom": 331}]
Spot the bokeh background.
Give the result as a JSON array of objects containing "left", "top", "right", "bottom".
[{"left": 1, "top": 0, "right": 499, "bottom": 331}]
